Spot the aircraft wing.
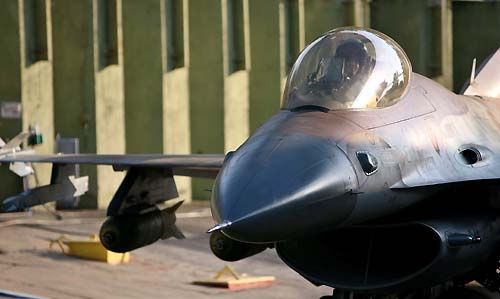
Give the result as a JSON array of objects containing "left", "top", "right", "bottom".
[
  {"left": 0, "top": 153, "right": 224, "bottom": 177},
  {"left": 0, "top": 139, "right": 226, "bottom": 251},
  {"left": 0, "top": 152, "right": 225, "bottom": 213}
]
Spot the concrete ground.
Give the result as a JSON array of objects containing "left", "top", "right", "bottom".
[{"left": 0, "top": 203, "right": 331, "bottom": 299}]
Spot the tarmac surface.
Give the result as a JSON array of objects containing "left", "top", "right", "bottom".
[{"left": 0, "top": 202, "right": 331, "bottom": 299}]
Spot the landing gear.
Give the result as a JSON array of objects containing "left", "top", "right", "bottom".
[
  {"left": 437, "top": 284, "right": 499, "bottom": 299},
  {"left": 320, "top": 289, "right": 368, "bottom": 299},
  {"left": 331, "top": 289, "right": 354, "bottom": 299},
  {"left": 474, "top": 251, "right": 500, "bottom": 294},
  {"left": 320, "top": 284, "right": 500, "bottom": 299}
]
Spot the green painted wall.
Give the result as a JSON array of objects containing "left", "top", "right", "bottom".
[
  {"left": 0, "top": 0, "right": 22, "bottom": 199},
  {"left": 122, "top": 0, "right": 163, "bottom": 154},
  {"left": 161, "top": 0, "right": 191, "bottom": 202},
  {"left": 303, "top": 0, "right": 349, "bottom": 45},
  {"left": 93, "top": 0, "right": 126, "bottom": 209},
  {"left": 371, "top": 0, "right": 448, "bottom": 84},
  {"left": 19, "top": 0, "right": 55, "bottom": 189},
  {"left": 371, "top": 0, "right": 431, "bottom": 76},
  {"left": 52, "top": 0, "right": 97, "bottom": 208},
  {"left": 452, "top": 1, "right": 500, "bottom": 93},
  {"left": 5, "top": 0, "right": 500, "bottom": 208},
  {"left": 188, "top": 0, "right": 224, "bottom": 200},
  {"left": 222, "top": 0, "right": 250, "bottom": 153},
  {"left": 248, "top": 0, "right": 281, "bottom": 133},
  {"left": 368, "top": 0, "right": 453, "bottom": 88}
]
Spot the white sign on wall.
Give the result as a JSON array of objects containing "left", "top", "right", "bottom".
[{"left": 1, "top": 102, "right": 22, "bottom": 119}]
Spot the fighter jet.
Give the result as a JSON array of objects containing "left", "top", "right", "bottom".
[{"left": 2, "top": 27, "right": 500, "bottom": 298}]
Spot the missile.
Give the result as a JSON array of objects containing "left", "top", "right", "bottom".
[
  {"left": 100, "top": 202, "right": 184, "bottom": 253},
  {"left": 209, "top": 230, "right": 268, "bottom": 262}
]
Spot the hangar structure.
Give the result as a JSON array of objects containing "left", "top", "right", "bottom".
[{"left": 0, "top": 0, "right": 499, "bottom": 208}]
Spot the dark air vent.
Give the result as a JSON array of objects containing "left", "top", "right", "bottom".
[
  {"left": 356, "top": 151, "right": 378, "bottom": 175},
  {"left": 459, "top": 148, "right": 481, "bottom": 165}
]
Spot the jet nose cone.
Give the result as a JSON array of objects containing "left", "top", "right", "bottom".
[{"left": 211, "top": 133, "right": 357, "bottom": 243}]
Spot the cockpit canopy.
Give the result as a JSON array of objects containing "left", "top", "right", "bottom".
[{"left": 282, "top": 27, "right": 412, "bottom": 111}]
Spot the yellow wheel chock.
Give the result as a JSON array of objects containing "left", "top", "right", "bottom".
[
  {"left": 193, "top": 265, "right": 275, "bottom": 290},
  {"left": 50, "top": 234, "right": 130, "bottom": 265}
]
